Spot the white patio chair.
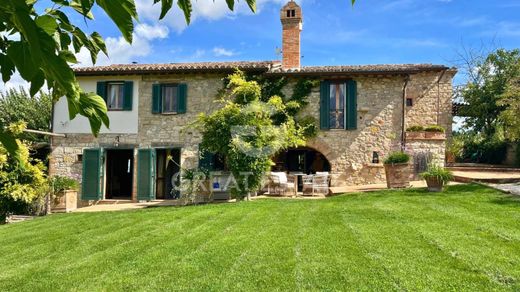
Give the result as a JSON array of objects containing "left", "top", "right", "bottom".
[
  {"left": 268, "top": 172, "right": 295, "bottom": 196},
  {"left": 302, "top": 175, "right": 314, "bottom": 196},
  {"left": 312, "top": 175, "right": 330, "bottom": 196}
]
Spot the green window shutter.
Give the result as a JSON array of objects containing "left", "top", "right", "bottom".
[
  {"left": 123, "top": 81, "right": 133, "bottom": 111},
  {"left": 81, "top": 148, "right": 104, "bottom": 200},
  {"left": 320, "top": 81, "right": 330, "bottom": 130},
  {"left": 152, "top": 84, "right": 162, "bottom": 114},
  {"left": 346, "top": 80, "right": 358, "bottom": 130},
  {"left": 96, "top": 82, "right": 107, "bottom": 103},
  {"left": 198, "top": 146, "right": 214, "bottom": 171},
  {"left": 177, "top": 83, "right": 187, "bottom": 114},
  {"left": 137, "top": 149, "right": 156, "bottom": 201}
]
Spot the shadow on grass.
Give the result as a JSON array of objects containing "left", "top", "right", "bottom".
[{"left": 489, "top": 195, "right": 520, "bottom": 207}]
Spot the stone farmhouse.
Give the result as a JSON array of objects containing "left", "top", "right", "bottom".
[{"left": 50, "top": 1, "right": 456, "bottom": 202}]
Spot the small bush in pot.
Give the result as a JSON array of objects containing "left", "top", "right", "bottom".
[
  {"left": 424, "top": 125, "right": 445, "bottom": 133},
  {"left": 420, "top": 165, "right": 453, "bottom": 192},
  {"left": 384, "top": 152, "right": 411, "bottom": 164},
  {"left": 384, "top": 152, "right": 411, "bottom": 189},
  {"left": 406, "top": 125, "right": 425, "bottom": 132}
]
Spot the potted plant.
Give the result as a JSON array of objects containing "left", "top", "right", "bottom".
[
  {"left": 49, "top": 176, "right": 79, "bottom": 212},
  {"left": 384, "top": 152, "right": 411, "bottom": 188},
  {"left": 446, "top": 138, "right": 463, "bottom": 165},
  {"left": 420, "top": 165, "right": 453, "bottom": 192},
  {"left": 424, "top": 125, "right": 445, "bottom": 139},
  {"left": 406, "top": 125, "right": 425, "bottom": 140}
]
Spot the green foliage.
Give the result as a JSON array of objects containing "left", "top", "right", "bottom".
[
  {"left": 420, "top": 165, "right": 453, "bottom": 184},
  {"left": 0, "top": 134, "right": 47, "bottom": 222},
  {"left": 424, "top": 125, "right": 445, "bottom": 133},
  {"left": 49, "top": 176, "right": 79, "bottom": 194},
  {"left": 498, "top": 76, "right": 520, "bottom": 141},
  {"left": 289, "top": 79, "right": 320, "bottom": 108},
  {"left": 181, "top": 168, "right": 207, "bottom": 204},
  {"left": 460, "top": 49, "right": 520, "bottom": 139},
  {"left": 447, "top": 135, "right": 465, "bottom": 159},
  {"left": 384, "top": 152, "right": 411, "bottom": 164},
  {"left": 196, "top": 71, "right": 305, "bottom": 200},
  {"left": 298, "top": 116, "right": 319, "bottom": 138},
  {"left": 407, "top": 125, "right": 424, "bottom": 132},
  {"left": 459, "top": 134, "right": 508, "bottom": 164},
  {"left": 0, "top": 88, "right": 52, "bottom": 142}
]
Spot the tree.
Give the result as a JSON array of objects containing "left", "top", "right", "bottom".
[
  {"left": 0, "top": 123, "right": 47, "bottom": 223},
  {"left": 459, "top": 49, "right": 520, "bottom": 138},
  {"left": 196, "top": 71, "right": 305, "bottom": 200},
  {"left": 0, "top": 88, "right": 52, "bottom": 143},
  {"left": 499, "top": 77, "right": 520, "bottom": 141},
  {"left": 0, "top": 0, "right": 356, "bottom": 160}
]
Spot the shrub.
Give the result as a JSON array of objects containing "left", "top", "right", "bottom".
[
  {"left": 49, "top": 176, "right": 79, "bottom": 194},
  {"left": 298, "top": 116, "right": 319, "bottom": 138},
  {"left": 384, "top": 152, "right": 411, "bottom": 164},
  {"left": 516, "top": 143, "right": 520, "bottom": 167},
  {"left": 424, "top": 125, "right": 445, "bottom": 133},
  {"left": 420, "top": 165, "right": 453, "bottom": 184},
  {"left": 0, "top": 140, "right": 47, "bottom": 223},
  {"left": 406, "top": 125, "right": 424, "bottom": 132},
  {"left": 461, "top": 139, "right": 507, "bottom": 164}
]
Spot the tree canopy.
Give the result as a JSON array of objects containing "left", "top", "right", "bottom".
[
  {"left": 0, "top": 88, "right": 52, "bottom": 143},
  {"left": 0, "top": 0, "right": 356, "bottom": 161},
  {"left": 460, "top": 49, "right": 520, "bottom": 139},
  {"left": 196, "top": 71, "right": 305, "bottom": 199}
]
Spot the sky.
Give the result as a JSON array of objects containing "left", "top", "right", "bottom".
[{"left": 2, "top": 0, "right": 520, "bottom": 90}]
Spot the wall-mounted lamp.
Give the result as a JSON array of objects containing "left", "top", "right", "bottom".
[
  {"left": 372, "top": 151, "right": 380, "bottom": 164},
  {"left": 114, "top": 136, "right": 120, "bottom": 147}
]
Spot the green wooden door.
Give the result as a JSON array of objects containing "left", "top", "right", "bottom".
[
  {"left": 137, "top": 149, "right": 156, "bottom": 201},
  {"left": 81, "top": 148, "right": 104, "bottom": 200}
]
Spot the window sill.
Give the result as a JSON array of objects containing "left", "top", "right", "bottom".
[{"left": 161, "top": 112, "right": 179, "bottom": 115}]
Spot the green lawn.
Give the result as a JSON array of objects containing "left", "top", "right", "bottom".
[{"left": 1, "top": 184, "right": 520, "bottom": 291}]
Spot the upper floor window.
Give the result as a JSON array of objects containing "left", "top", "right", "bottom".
[
  {"left": 320, "top": 80, "right": 357, "bottom": 130},
  {"left": 96, "top": 81, "right": 133, "bottom": 111},
  {"left": 162, "top": 85, "right": 178, "bottom": 113},
  {"left": 152, "top": 83, "right": 188, "bottom": 114},
  {"left": 107, "top": 82, "right": 125, "bottom": 110},
  {"left": 329, "top": 82, "right": 346, "bottom": 129}
]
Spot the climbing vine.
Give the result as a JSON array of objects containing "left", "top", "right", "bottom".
[{"left": 220, "top": 73, "right": 320, "bottom": 139}]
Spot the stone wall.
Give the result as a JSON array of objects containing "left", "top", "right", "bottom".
[{"left": 50, "top": 70, "right": 455, "bottom": 198}]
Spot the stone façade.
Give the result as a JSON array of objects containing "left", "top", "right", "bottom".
[{"left": 50, "top": 69, "right": 456, "bottom": 200}]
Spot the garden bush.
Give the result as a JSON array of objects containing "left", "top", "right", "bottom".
[
  {"left": 424, "top": 125, "right": 445, "bottom": 133},
  {"left": 461, "top": 139, "right": 508, "bottom": 164},
  {"left": 420, "top": 165, "right": 453, "bottom": 184},
  {"left": 406, "top": 125, "right": 424, "bottom": 132},
  {"left": 384, "top": 152, "right": 411, "bottom": 164}
]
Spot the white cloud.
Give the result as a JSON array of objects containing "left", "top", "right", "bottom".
[
  {"left": 213, "top": 47, "right": 236, "bottom": 57},
  {"left": 75, "top": 23, "right": 169, "bottom": 66},
  {"left": 136, "top": 0, "right": 296, "bottom": 33},
  {"left": 135, "top": 23, "right": 169, "bottom": 40},
  {"left": 0, "top": 72, "right": 29, "bottom": 93}
]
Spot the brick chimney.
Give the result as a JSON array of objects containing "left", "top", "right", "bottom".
[{"left": 280, "top": 1, "right": 302, "bottom": 70}]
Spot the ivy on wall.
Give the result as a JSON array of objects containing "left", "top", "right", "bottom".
[{"left": 220, "top": 73, "right": 320, "bottom": 139}]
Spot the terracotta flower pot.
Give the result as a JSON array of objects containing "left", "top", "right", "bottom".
[
  {"left": 384, "top": 163, "right": 411, "bottom": 189},
  {"left": 424, "top": 131, "right": 445, "bottom": 140},
  {"left": 425, "top": 177, "right": 444, "bottom": 192}
]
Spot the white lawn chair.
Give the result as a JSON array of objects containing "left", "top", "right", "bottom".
[
  {"left": 303, "top": 174, "right": 330, "bottom": 196},
  {"left": 268, "top": 172, "right": 295, "bottom": 196}
]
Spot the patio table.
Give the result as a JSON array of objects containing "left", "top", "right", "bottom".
[{"left": 289, "top": 172, "right": 307, "bottom": 197}]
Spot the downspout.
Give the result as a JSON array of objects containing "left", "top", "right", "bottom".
[
  {"left": 436, "top": 69, "right": 447, "bottom": 125},
  {"left": 401, "top": 75, "right": 410, "bottom": 151}
]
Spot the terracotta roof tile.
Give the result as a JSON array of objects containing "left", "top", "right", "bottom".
[
  {"left": 73, "top": 61, "right": 278, "bottom": 75},
  {"left": 269, "top": 64, "right": 454, "bottom": 75},
  {"left": 73, "top": 61, "right": 455, "bottom": 76}
]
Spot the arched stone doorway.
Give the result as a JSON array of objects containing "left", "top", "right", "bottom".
[{"left": 272, "top": 147, "right": 331, "bottom": 174}]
